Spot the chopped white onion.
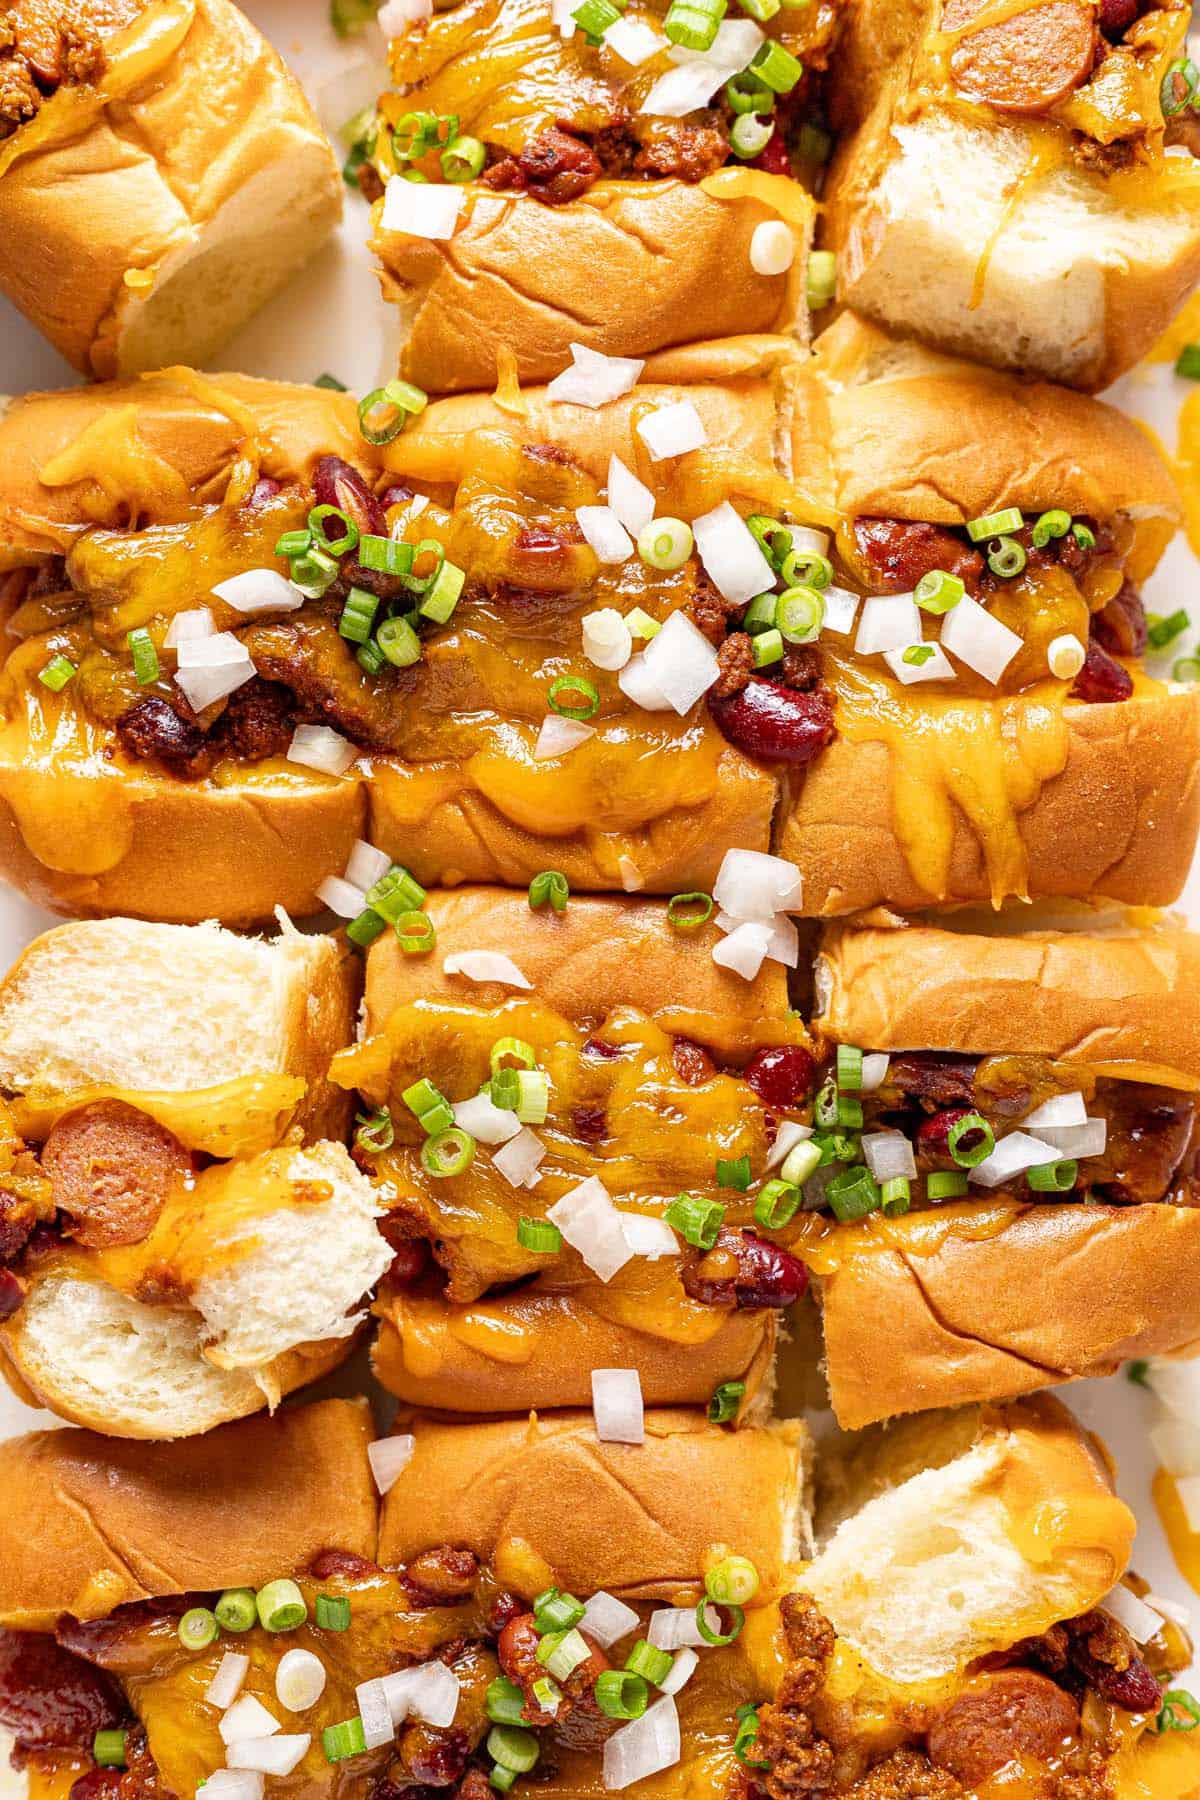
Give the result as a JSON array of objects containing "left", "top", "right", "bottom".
[
  {"left": 712, "top": 920, "right": 772, "bottom": 981},
  {"left": 862, "top": 1131, "right": 917, "bottom": 1182},
  {"left": 635, "top": 400, "right": 708, "bottom": 462},
  {"left": 276, "top": 1650, "right": 326, "bottom": 1713},
  {"left": 642, "top": 60, "right": 728, "bottom": 115},
  {"left": 316, "top": 875, "right": 368, "bottom": 920},
  {"left": 619, "top": 854, "right": 644, "bottom": 892},
  {"left": 226, "top": 1737, "right": 310, "bottom": 1778},
  {"left": 647, "top": 1605, "right": 720, "bottom": 1650},
  {"left": 786, "top": 526, "right": 829, "bottom": 556},
  {"left": 453, "top": 1093, "right": 523, "bottom": 1145},
  {"left": 381, "top": 1663, "right": 461, "bottom": 1727},
  {"left": 220, "top": 1697, "right": 280, "bottom": 1746},
  {"left": 592, "top": 1368, "right": 645, "bottom": 1444},
  {"left": 356, "top": 1678, "right": 397, "bottom": 1750},
  {"left": 883, "top": 642, "right": 956, "bottom": 685},
  {"left": 617, "top": 651, "right": 672, "bottom": 711},
  {"left": 1023, "top": 1093, "right": 1088, "bottom": 1130},
  {"left": 493, "top": 1127, "right": 547, "bottom": 1188},
  {"left": 175, "top": 632, "right": 256, "bottom": 712},
  {"left": 1145, "top": 1358, "right": 1200, "bottom": 1421},
  {"left": 164, "top": 606, "right": 215, "bottom": 648},
  {"left": 693, "top": 502, "right": 776, "bottom": 605},
  {"left": 583, "top": 608, "right": 635, "bottom": 671},
  {"left": 857, "top": 1052, "right": 889, "bottom": 1092},
  {"left": 749, "top": 221, "right": 795, "bottom": 276},
  {"left": 199, "top": 1773, "right": 263, "bottom": 1800},
  {"left": 604, "top": 1696, "right": 681, "bottom": 1791},
  {"left": 1177, "top": 1475, "right": 1200, "bottom": 1532},
  {"left": 1048, "top": 632, "right": 1086, "bottom": 680},
  {"left": 1102, "top": 1585, "right": 1164, "bottom": 1646},
  {"left": 576, "top": 504, "right": 634, "bottom": 564},
  {"left": 206, "top": 1653, "right": 249, "bottom": 1711},
  {"left": 619, "top": 1212, "right": 678, "bottom": 1258},
  {"left": 1032, "top": 1118, "right": 1107, "bottom": 1159},
  {"left": 819, "top": 585, "right": 859, "bottom": 636},
  {"left": 763, "top": 913, "right": 799, "bottom": 968},
  {"left": 940, "top": 594, "right": 1023, "bottom": 684},
  {"left": 546, "top": 343, "right": 645, "bottom": 408},
  {"left": 767, "top": 1120, "right": 813, "bottom": 1171},
  {"left": 550, "top": 0, "right": 576, "bottom": 35},
  {"left": 579, "top": 1592, "right": 640, "bottom": 1648},
  {"left": 345, "top": 840, "right": 393, "bottom": 891},
  {"left": 606, "top": 455, "right": 655, "bottom": 534},
  {"left": 379, "top": 0, "right": 432, "bottom": 29},
  {"left": 212, "top": 570, "right": 304, "bottom": 615},
  {"left": 443, "top": 950, "right": 532, "bottom": 989},
  {"left": 534, "top": 714, "right": 597, "bottom": 759},
  {"left": 714, "top": 848, "right": 804, "bottom": 920},
  {"left": 605, "top": 16, "right": 666, "bottom": 62},
  {"left": 855, "top": 594, "right": 922, "bottom": 657},
  {"left": 547, "top": 1177, "right": 633, "bottom": 1283},
  {"left": 288, "top": 724, "right": 358, "bottom": 777},
  {"left": 1151, "top": 1418, "right": 1200, "bottom": 1478},
  {"left": 669, "top": 17, "right": 763, "bottom": 64},
  {"left": 380, "top": 179, "right": 464, "bottom": 240},
  {"left": 640, "top": 610, "right": 720, "bottom": 714},
  {"left": 368, "top": 1433, "right": 415, "bottom": 1495},
  {"left": 968, "top": 1131, "right": 1064, "bottom": 1188},
  {"left": 659, "top": 1649, "right": 699, "bottom": 1696}
]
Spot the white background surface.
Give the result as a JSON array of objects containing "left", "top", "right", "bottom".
[{"left": 0, "top": 0, "right": 1197, "bottom": 1683}]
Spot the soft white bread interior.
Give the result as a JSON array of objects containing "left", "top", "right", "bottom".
[{"left": 802, "top": 1398, "right": 1135, "bottom": 1684}]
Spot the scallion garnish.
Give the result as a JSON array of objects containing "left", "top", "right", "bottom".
[
  {"left": 316, "top": 1594, "right": 352, "bottom": 1630},
  {"left": 664, "top": 1193, "right": 724, "bottom": 1248},
  {"left": 914, "top": 569, "right": 963, "bottom": 614},
  {"left": 422, "top": 1126, "right": 476, "bottom": 1178},
  {"left": 355, "top": 1106, "right": 395, "bottom": 1154},
  {"left": 667, "top": 890, "right": 714, "bottom": 931},
  {"left": 378, "top": 615, "right": 422, "bottom": 667},
  {"left": 1026, "top": 1158, "right": 1078, "bottom": 1192},
  {"left": 215, "top": 1588, "right": 257, "bottom": 1632},
  {"left": 1148, "top": 608, "right": 1190, "bottom": 650},
  {"left": 547, "top": 674, "right": 600, "bottom": 720},
  {"left": 178, "top": 1607, "right": 218, "bottom": 1650},
  {"left": 754, "top": 1178, "right": 800, "bottom": 1229},
  {"left": 926, "top": 1170, "right": 968, "bottom": 1200},
  {"left": 38, "top": 655, "right": 76, "bottom": 692},
  {"left": 966, "top": 506, "right": 1022, "bottom": 541},
  {"left": 595, "top": 1671, "right": 648, "bottom": 1720},
  {"left": 946, "top": 1112, "right": 995, "bottom": 1168},
  {"left": 987, "top": 536, "right": 1027, "bottom": 579},
  {"left": 395, "top": 910, "right": 436, "bottom": 955},
  {"left": 358, "top": 379, "right": 427, "bottom": 446},
  {"left": 128, "top": 627, "right": 159, "bottom": 686},
  {"left": 339, "top": 586, "right": 380, "bottom": 644},
  {"left": 708, "top": 1380, "right": 745, "bottom": 1423},
  {"left": 1030, "top": 509, "right": 1071, "bottom": 547},
  {"left": 529, "top": 869, "right": 569, "bottom": 911},
  {"left": 517, "top": 1217, "right": 562, "bottom": 1253},
  {"left": 716, "top": 1154, "right": 752, "bottom": 1190},
  {"left": 625, "top": 1640, "right": 673, "bottom": 1685}
]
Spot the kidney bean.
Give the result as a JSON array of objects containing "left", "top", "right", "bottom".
[
  {"left": 571, "top": 1106, "right": 607, "bottom": 1142},
  {"left": 673, "top": 1039, "right": 716, "bottom": 1086},
  {"left": 0, "top": 1270, "right": 24, "bottom": 1318},
  {"left": 583, "top": 1037, "right": 624, "bottom": 1060},
  {"left": 683, "top": 1228, "right": 808, "bottom": 1309},
  {"left": 854, "top": 519, "right": 983, "bottom": 594},
  {"left": 487, "top": 1593, "right": 525, "bottom": 1635},
  {"left": 1071, "top": 640, "right": 1134, "bottom": 705},
  {"left": 313, "top": 455, "right": 387, "bottom": 538},
  {"left": 68, "top": 1772, "right": 123, "bottom": 1800},
  {"left": 745, "top": 1046, "right": 815, "bottom": 1111},
  {"left": 1097, "top": 0, "right": 1138, "bottom": 33},
  {"left": 708, "top": 679, "right": 835, "bottom": 764},
  {"left": 404, "top": 1728, "right": 471, "bottom": 1786},
  {"left": 1072, "top": 1646, "right": 1162, "bottom": 1712},
  {"left": 403, "top": 1548, "right": 478, "bottom": 1606},
  {"left": 309, "top": 1548, "right": 381, "bottom": 1580},
  {"left": 245, "top": 476, "right": 282, "bottom": 508},
  {"left": 1092, "top": 582, "right": 1147, "bottom": 658}
]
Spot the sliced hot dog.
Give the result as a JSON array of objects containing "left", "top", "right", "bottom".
[
  {"left": 42, "top": 1099, "right": 193, "bottom": 1249},
  {"left": 944, "top": 0, "right": 1097, "bottom": 114},
  {"left": 928, "top": 1670, "right": 1080, "bottom": 1786}
]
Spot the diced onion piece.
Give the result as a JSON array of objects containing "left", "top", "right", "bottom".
[
  {"left": 659, "top": 1649, "right": 699, "bottom": 1696},
  {"left": 619, "top": 855, "right": 643, "bottom": 892},
  {"left": 712, "top": 920, "right": 772, "bottom": 981},
  {"left": 860, "top": 1052, "right": 890, "bottom": 1093},
  {"left": 968, "top": 1131, "right": 1063, "bottom": 1188},
  {"left": 1031, "top": 1118, "right": 1107, "bottom": 1159},
  {"left": 750, "top": 221, "right": 795, "bottom": 276},
  {"left": 226, "top": 1737, "right": 310, "bottom": 1778},
  {"left": 1151, "top": 1418, "right": 1200, "bottom": 1477},
  {"left": 380, "top": 179, "right": 464, "bottom": 239},
  {"left": 693, "top": 502, "right": 776, "bottom": 606},
  {"left": 547, "top": 344, "right": 645, "bottom": 408},
  {"left": 714, "top": 848, "right": 804, "bottom": 920},
  {"left": 1177, "top": 1476, "right": 1200, "bottom": 1532},
  {"left": 345, "top": 840, "right": 393, "bottom": 891},
  {"left": 220, "top": 1697, "right": 280, "bottom": 1746},
  {"left": 855, "top": 594, "right": 922, "bottom": 657},
  {"left": 550, "top": 0, "right": 575, "bottom": 34},
  {"left": 356, "top": 1678, "right": 397, "bottom": 1750},
  {"left": 212, "top": 570, "right": 304, "bottom": 615},
  {"left": 206, "top": 1653, "right": 249, "bottom": 1711},
  {"left": 164, "top": 606, "right": 215, "bottom": 648},
  {"left": 288, "top": 724, "right": 358, "bottom": 776},
  {"left": 1146, "top": 1358, "right": 1200, "bottom": 1421},
  {"left": 605, "top": 16, "right": 666, "bottom": 62},
  {"left": 643, "top": 60, "right": 728, "bottom": 115},
  {"left": 862, "top": 1131, "right": 917, "bottom": 1182},
  {"left": 883, "top": 643, "right": 955, "bottom": 685},
  {"left": 175, "top": 632, "right": 256, "bottom": 712},
  {"left": 604, "top": 1696, "right": 681, "bottom": 1792},
  {"left": 592, "top": 1368, "right": 645, "bottom": 1444},
  {"left": 647, "top": 1605, "right": 720, "bottom": 1650},
  {"left": 576, "top": 505, "right": 634, "bottom": 565},
  {"left": 640, "top": 610, "right": 720, "bottom": 714},
  {"left": 940, "top": 594, "right": 1023, "bottom": 684},
  {"left": 617, "top": 651, "right": 672, "bottom": 711},
  {"left": 493, "top": 1127, "right": 547, "bottom": 1188},
  {"left": 1023, "top": 1093, "right": 1088, "bottom": 1130},
  {"left": 276, "top": 1650, "right": 326, "bottom": 1713},
  {"left": 635, "top": 401, "right": 708, "bottom": 462},
  {"left": 786, "top": 527, "right": 829, "bottom": 556},
  {"left": 534, "top": 714, "right": 597, "bottom": 759},
  {"left": 316, "top": 875, "right": 368, "bottom": 920},
  {"left": 579, "top": 1592, "right": 641, "bottom": 1648},
  {"left": 443, "top": 951, "right": 532, "bottom": 989},
  {"left": 583, "top": 607, "right": 635, "bottom": 671},
  {"left": 606, "top": 455, "right": 655, "bottom": 534},
  {"left": 547, "top": 1177, "right": 633, "bottom": 1283},
  {"left": 1048, "top": 633, "right": 1086, "bottom": 680},
  {"left": 1101, "top": 1586, "right": 1164, "bottom": 1646},
  {"left": 763, "top": 913, "right": 799, "bottom": 968},
  {"left": 453, "top": 1093, "right": 523, "bottom": 1145},
  {"left": 199, "top": 1773, "right": 263, "bottom": 1800},
  {"left": 767, "top": 1120, "right": 813, "bottom": 1171},
  {"left": 619, "top": 1212, "right": 678, "bottom": 1258},
  {"left": 382, "top": 1663, "right": 461, "bottom": 1728},
  {"left": 368, "top": 1433, "right": 415, "bottom": 1496},
  {"left": 820, "top": 586, "right": 859, "bottom": 636},
  {"left": 675, "top": 17, "right": 763, "bottom": 62},
  {"left": 380, "top": 0, "right": 432, "bottom": 29}
]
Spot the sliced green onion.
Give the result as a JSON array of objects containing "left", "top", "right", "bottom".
[
  {"left": 38, "top": 655, "right": 76, "bottom": 692},
  {"left": 625, "top": 1641, "right": 673, "bottom": 1686},
  {"left": 309, "top": 503, "right": 359, "bottom": 557},
  {"left": 315, "top": 373, "right": 348, "bottom": 392},
  {"left": 806, "top": 249, "right": 836, "bottom": 309},
  {"left": 1030, "top": 509, "right": 1071, "bottom": 548},
  {"left": 1148, "top": 608, "right": 1190, "bottom": 650},
  {"left": 538, "top": 1628, "right": 590, "bottom": 1681},
  {"left": 695, "top": 1601, "right": 744, "bottom": 1645},
  {"left": 743, "top": 593, "right": 779, "bottom": 635},
  {"left": 339, "top": 586, "right": 380, "bottom": 644},
  {"left": 395, "top": 910, "right": 436, "bottom": 955},
  {"left": 347, "top": 908, "right": 386, "bottom": 948},
  {"left": 705, "top": 1556, "right": 759, "bottom": 1607},
  {"left": 515, "top": 1069, "right": 550, "bottom": 1124},
  {"left": 368, "top": 864, "right": 427, "bottom": 920},
  {"left": 734, "top": 1705, "right": 769, "bottom": 1770},
  {"left": 987, "top": 536, "right": 1026, "bottom": 579},
  {"left": 93, "top": 1732, "right": 128, "bottom": 1770},
  {"left": 1027, "top": 1158, "right": 1078, "bottom": 1192},
  {"left": 378, "top": 615, "right": 422, "bottom": 668},
  {"left": 535, "top": 1589, "right": 586, "bottom": 1633},
  {"left": 966, "top": 506, "right": 1022, "bottom": 542},
  {"left": 215, "top": 1588, "right": 257, "bottom": 1633},
  {"left": 355, "top": 1106, "right": 396, "bottom": 1154},
  {"left": 486, "top": 1677, "right": 527, "bottom": 1726},
  {"left": 726, "top": 71, "right": 775, "bottom": 114},
  {"left": 1176, "top": 344, "right": 1200, "bottom": 381},
  {"left": 492, "top": 1036, "right": 537, "bottom": 1073},
  {"left": 752, "top": 627, "right": 784, "bottom": 668},
  {"left": 128, "top": 626, "right": 159, "bottom": 686},
  {"left": 745, "top": 515, "right": 789, "bottom": 567},
  {"left": 708, "top": 1380, "right": 745, "bottom": 1423},
  {"left": 814, "top": 1076, "right": 839, "bottom": 1129},
  {"left": 490, "top": 1768, "right": 518, "bottom": 1793},
  {"left": 737, "top": 0, "right": 780, "bottom": 18},
  {"left": 1173, "top": 655, "right": 1200, "bottom": 683},
  {"left": 881, "top": 1176, "right": 911, "bottom": 1216},
  {"left": 392, "top": 111, "right": 443, "bottom": 160},
  {"left": 517, "top": 1216, "right": 562, "bottom": 1254},
  {"left": 947, "top": 1112, "right": 995, "bottom": 1168},
  {"left": 359, "top": 534, "right": 415, "bottom": 576},
  {"left": 780, "top": 549, "right": 833, "bottom": 590},
  {"left": 777, "top": 585, "right": 825, "bottom": 644},
  {"left": 596, "top": 1671, "right": 648, "bottom": 1720},
  {"left": 1127, "top": 1359, "right": 1151, "bottom": 1387},
  {"left": 359, "top": 379, "right": 428, "bottom": 446},
  {"left": 667, "top": 890, "right": 714, "bottom": 930},
  {"left": 488, "top": 1727, "right": 540, "bottom": 1774},
  {"left": 903, "top": 646, "right": 935, "bottom": 666},
  {"left": 531, "top": 1677, "right": 562, "bottom": 1715},
  {"left": 663, "top": 0, "right": 725, "bottom": 50},
  {"left": 625, "top": 605, "right": 662, "bottom": 640},
  {"left": 275, "top": 528, "right": 313, "bottom": 558},
  {"left": 797, "top": 121, "right": 832, "bottom": 163},
  {"left": 361, "top": 638, "right": 389, "bottom": 680},
  {"left": 422, "top": 1127, "right": 476, "bottom": 1178},
  {"left": 754, "top": 1178, "right": 800, "bottom": 1229},
  {"left": 914, "top": 569, "right": 964, "bottom": 614},
  {"left": 403, "top": 1076, "right": 452, "bottom": 1128},
  {"left": 491, "top": 1067, "right": 520, "bottom": 1111},
  {"left": 316, "top": 1594, "right": 352, "bottom": 1630},
  {"left": 529, "top": 869, "right": 569, "bottom": 911},
  {"left": 926, "top": 1170, "right": 968, "bottom": 1200},
  {"left": 836, "top": 1044, "right": 863, "bottom": 1091},
  {"left": 323, "top": 1718, "right": 367, "bottom": 1763},
  {"left": 1158, "top": 1690, "right": 1200, "bottom": 1733},
  {"left": 1161, "top": 56, "right": 1199, "bottom": 116},
  {"left": 419, "top": 559, "right": 466, "bottom": 624},
  {"left": 178, "top": 1607, "right": 218, "bottom": 1650},
  {"left": 573, "top": 0, "right": 622, "bottom": 37},
  {"left": 290, "top": 546, "right": 338, "bottom": 597},
  {"left": 664, "top": 1193, "right": 724, "bottom": 1248},
  {"left": 636, "top": 518, "right": 693, "bottom": 570},
  {"left": 1072, "top": 521, "right": 1096, "bottom": 550},
  {"left": 749, "top": 38, "right": 803, "bottom": 90},
  {"left": 547, "top": 674, "right": 600, "bottom": 720},
  {"left": 716, "top": 1154, "right": 752, "bottom": 1191},
  {"left": 257, "top": 1579, "right": 307, "bottom": 1632},
  {"left": 442, "top": 135, "right": 486, "bottom": 181},
  {"left": 826, "top": 1165, "right": 883, "bottom": 1222},
  {"left": 730, "top": 112, "right": 774, "bottom": 159},
  {"left": 779, "top": 1138, "right": 822, "bottom": 1188}
]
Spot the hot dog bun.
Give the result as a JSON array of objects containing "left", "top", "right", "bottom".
[{"left": 0, "top": 0, "right": 342, "bottom": 378}]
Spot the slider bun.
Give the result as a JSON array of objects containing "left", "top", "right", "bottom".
[
  {"left": 374, "top": 181, "right": 812, "bottom": 393},
  {"left": 377, "top": 1409, "right": 810, "bottom": 1601},
  {"left": 815, "top": 1199, "right": 1200, "bottom": 1429},
  {"left": 372, "top": 1285, "right": 776, "bottom": 1417},
  {"left": 364, "top": 886, "right": 792, "bottom": 1061},
  {"left": 778, "top": 685, "right": 1200, "bottom": 916},
  {"left": 0, "top": 0, "right": 342, "bottom": 379},
  {"left": 813, "top": 918, "right": 1200, "bottom": 1087},
  {"left": 0, "top": 1140, "right": 391, "bottom": 1438},
  {"left": 0, "top": 1398, "right": 376, "bottom": 1630},
  {"left": 803, "top": 1395, "right": 1135, "bottom": 1684}
]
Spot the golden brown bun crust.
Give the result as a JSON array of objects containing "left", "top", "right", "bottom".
[
  {"left": 375, "top": 182, "right": 811, "bottom": 393},
  {"left": 292, "top": 933, "right": 362, "bottom": 1142},
  {"left": 0, "top": 0, "right": 341, "bottom": 379},
  {"left": 364, "top": 887, "right": 791, "bottom": 1060},
  {"left": 778, "top": 686, "right": 1200, "bottom": 915},
  {"left": 377, "top": 1409, "right": 806, "bottom": 1600},
  {"left": 814, "top": 919, "right": 1200, "bottom": 1088},
  {"left": 372, "top": 1286, "right": 774, "bottom": 1415},
  {"left": 815, "top": 1201, "right": 1200, "bottom": 1429},
  {"left": 0, "top": 1399, "right": 377, "bottom": 1627}
]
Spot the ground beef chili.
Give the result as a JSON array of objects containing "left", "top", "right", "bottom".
[{"left": 0, "top": 0, "right": 141, "bottom": 137}]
